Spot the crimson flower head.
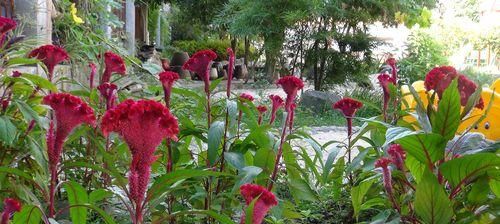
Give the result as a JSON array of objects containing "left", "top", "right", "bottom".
[
  {"left": 101, "top": 51, "right": 126, "bottom": 84},
  {"left": 0, "top": 16, "right": 16, "bottom": 35},
  {"left": 11, "top": 71, "right": 21, "bottom": 78},
  {"left": 239, "top": 93, "right": 254, "bottom": 102},
  {"left": 375, "top": 157, "right": 396, "bottom": 209},
  {"left": 276, "top": 76, "right": 304, "bottom": 111},
  {"left": 29, "top": 45, "right": 69, "bottom": 81},
  {"left": 458, "top": 75, "right": 484, "bottom": 109},
  {"left": 424, "top": 66, "right": 458, "bottom": 97},
  {"left": 159, "top": 71, "right": 180, "bottom": 106},
  {"left": 375, "top": 157, "right": 392, "bottom": 168},
  {"left": 43, "top": 93, "right": 95, "bottom": 173},
  {"left": 1, "top": 198, "right": 21, "bottom": 223},
  {"left": 239, "top": 184, "right": 278, "bottom": 224},
  {"left": 386, "top": 58, "right": 396, "bottom": 67},
  {"left": 257, "top": 105, "right": 268, "bottom": 125},
  {"left": 387, "top": 144, "right": 405, "bottom": 171},
  {"left": 226, "top": 48, "right": 235, "bottom": 97},
  {"left": 182, "top": 50, "right": 217, "bottom": 94},
  {"left": 378, "top": 73, "right": 395, "bottom": 119},
  {"left": 89, "top": 63, "right": 97, "bottom": 89},
  {"left": 269, "top": 95, "right": 284, "bottom": 125},
  {"left": 386, "top": 57, "right": 398, "bottom": 81},
  {"left": 333, "top": 97, "right": 363, "bottom": 118},
  {"left": 97, "top": 83, "right": 118, "bottom": 109},
  {"left": 101, "top": 99, "right": 179, "bottom": 207}
]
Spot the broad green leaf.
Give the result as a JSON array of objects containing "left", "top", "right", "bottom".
[
  {"left": 467, "top": 177, "right": 489, "bottom": 204},
  {"left": 405, "top": 155, "right": 425, "bottom": 183},
  {"left": 414, "top": 170, "right": 453, "bottom": 224},
  {"left": 0, "top": 116, "right": 17, "bottom": 145},
  {"left": 21, "top": 74, "right": 57, "bottom": 92},
  {"left": 14, "top": 100, "right": 42, "bottom": 124},
  {"left": 89, "top": 189, "right": 112, "bottom": 204},
  {"left": 439, "top": 153, "right": 500, "bottom": 188},
  {"left": 387, "top": 128, "right": 446, "bottom": 164},
  {"left": 142, "top": 61, "right": 162, "bottom": 75},
  {"left": 232, "top": 166, "right": 262, "bottom": 193},
  {"left": 245, "top": 196, "right": 259, "bottom": 224},
  {"left": 64, "top": 181, "right": 88, "bottom": 224},
  {"left": 254, "top": 148, "right": 275, "bottom": 178},
  {"left": 432, "top": 79, "right": 460, "bottom": 140},
  {"left": 12, "top": 205, "right": 43, "bottom": 224},
  {"left": 148, "top": 170, "right": 230, "bottom": 199},
  {"left": 351, "top": 179, "right": 375, "bottom": 218},
  {"left": 224, "top": 152, "right": 245, "bottom": 170},
  {"left": 283, "top": 144, "right": 317, "bottom": 202},
  {"left": 6, "top": 58, "right": 39, "bottom": 66},
  {"left": 207, "top": 121, "right": 225, "bottom": 166},
  {"left": 210, "top": 78, "right": 223, "bottom": 91},
  {"left": 322, "top": 149, "right": 340, "bottom": 183},
  {"left": 489, "top": 179, "right": 500, "bottom": 197},
  {"left": 67, "top": 204, "right": 116, "bottom": 224},
  {"left": 169, "top": 210, "right": 235, "bottom": 224}
]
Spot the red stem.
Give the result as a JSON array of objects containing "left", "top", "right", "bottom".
[{"left": 267, "top": 111, "right": 291, "bottom": 190}]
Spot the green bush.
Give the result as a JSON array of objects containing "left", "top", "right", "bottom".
[
  {"left": 459, "top": 67, "right": 500, "bottom": 86},
  {"left": 171, "top": 39, "right": 256, "bottom": 61}
]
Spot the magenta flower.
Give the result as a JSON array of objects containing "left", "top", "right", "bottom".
[
  {"left": 43, "top": 93, "right": 95, "bottom": 217},
  {"left": 458, "top": 74, "right": 484, "bottom": 109},
  {"left": 159, "top": 71, "right": 180, "bottom": 106},
  {"left": 257, "top": 105, "right": 268, "bottom": 125},
  {"left": 97, "top": 83, "right": 118, "bottom": 110},
  {"left": 101, "top": 51, "right": 126, "bottom": 84},
  {"left": 276, "top": 76, "right": 304, "bottom": 111},
  {"left": 1, "top": 99, "right": 8, "bottom": 112},
  {"left": 239, "top": 93, "right": 255, "bottom": 102},
  {"left": 182, "top": 50, "right": 217, "bottom": 94},
  {"left": 387, "top": 144, "right": 406, "bottom": 171},
  {"left": 332, "top": 98, "right": 363, "bottom": 136},
  {"left": 377, "top": 74, "right": 395, "bottom": 120},
  {"left": 269, "top": 95, "right": 284, "bottom": 125},
  {"left": 101, "top": 99, "right": 179, "bottom": 223},
  {"left": 227, "top": 48, "right": 235, "bottom": 98},
  {"left": 239, "top": 184, "right": 278, "bottom": 224},
  {"left": 0, "top": 16, "right": 16, "bottom": 46},
  {"left": 11, "top": 71, "right": 21, "bottom": 78},
  {"left": 29, "top": 45, "right": 69, "bottom": 81},
  {"left": 386, "top": 57, "right": 398, "bottom": 82},
  {"left": 375, "top": 157, "right": 399, "bottom": 211},
  {"left": 89, "top": 63, "right": 97, "bottom": 89},
  {"left": 1, "top": 198, "right": 21, "bottom": 224}
]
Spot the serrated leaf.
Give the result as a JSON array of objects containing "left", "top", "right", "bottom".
[
  {"left": 439, "top": 153, "right": 500, "bottom": 188},
  {"left": 64, "top": 181, "right": 88, "bottom": 224},
  {"left": 0, "top": 116, "right": 17, "bottom": 145},
  {"left": 414, "top": 170, "right": 453, "bottom": 224},
  {"left": 208, "top": 121, "right": 225, "bottom": 166},
  {"left": 432, "top": 79, "right": 460, "bottom": 140}
]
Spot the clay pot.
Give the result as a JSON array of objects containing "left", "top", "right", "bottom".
[
  {"left": 234, "top": 64, "right": 248, "bottom": 80},
  {"left": 210, "top": 68, "right": 218, "bottom": 80},
  {"left": 161, "top": 58, "right": 170, "bottom": 71},
  {"left": 170, "top": 52, "right": 190, "bottom": 66}
]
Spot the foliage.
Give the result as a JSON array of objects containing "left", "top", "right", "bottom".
[
  {"left": 171, "top": 39, "right": 256, "bottom": 61},
  {"left": 398, "top": 29, "right": 448, "bottom": 83}
]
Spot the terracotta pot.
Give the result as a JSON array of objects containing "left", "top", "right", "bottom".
[
  {"left": 170, "top": 52, "right": 190, "bottom": 66},
  {"left": 170, "top": 66, "right": 191, "bottom": 79}
]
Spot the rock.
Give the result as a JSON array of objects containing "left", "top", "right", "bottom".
[
  {"left": 234, "top": 64, "right": 248, "bottom": 80},
  {"left": 170, "top": 52, "right": 189, "bottom": 66},
  {"left": 169, "top": 66, "right": 191, "bottom": 79},
  {"left": 301, "top": 90, "right": 341, "bottom": 112},
  {"left": 210, "top": 68, "right": 218, "bottom": 80}
]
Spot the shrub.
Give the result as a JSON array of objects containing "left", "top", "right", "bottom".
[{"left": 172, "top": 39, "right": 257, "bottom": 61}]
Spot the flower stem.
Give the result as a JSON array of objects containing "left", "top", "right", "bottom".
[{"left": 267, "top": 111, "right": 290, "bottom": 191}]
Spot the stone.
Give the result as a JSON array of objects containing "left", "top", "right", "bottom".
[
  {"left": 170, "top": 52, "right": 189, "bottom": 66},
  {"left": 234, "top": 64, "right": 248, "bottom": 80},
  {"left": 301, "top": 90, "right": 341, "bottom": 112},
  {"left": 169, "top": 66, "right": 191, "bottom": 79},
  {"left": 210, "top": 68, "right": 218, "bottom": 80}
]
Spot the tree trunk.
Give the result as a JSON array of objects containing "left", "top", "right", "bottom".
[
  {"left": 231, "top": 37, "right": 237, "bottom": 56},
  {"left": 244, "top": 36, "right": 250, "bottom": 67}
]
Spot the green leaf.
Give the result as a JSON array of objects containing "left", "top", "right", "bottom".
[
  {"left": 22, "top": 74, "right": 57, "bottom": 92},
  {"left": 254, "top": 148, "right": 275, "bottom": 178},
  {"left": 414, "top": 170, "right": 453, "bottom": 224},
  {"left": 386, "top": 128, "right": 446, "bottom": 164},
  {"left": 142, "top": 61, "right": 162, "bottom": 75},
  {"left": 224, "top": 152, "right": 245, "bottom": 170},
  {"left": 171, "top": 210, "right": 235, "bottom": 224},
  {"left": 207, "top": 121, "right": 225, "bottom": 166},
  {"left": 12, "top": 205, "right": 43, "bottom": 224},
  {"left": 432, "top": 79, "right": 460, "bottom": 140},
  {"left": 64, "top": 181, "right": 88, "bottom": 224},
  {"left": 245, "top": 196, "right": 259, "bottom": 224},
  {"left": 283, "top": 144, "right": 317, "bottom": 202},
  {"left": 210, "top": 78, "right": 223, "bottom": 91},
  {"left": 14, "top": 100, "right": 41, "bottom": 124},
  {"left": 0, "top": 116, "right": 17, "bottom": 145},
  {"left": 467, "top": 176, "right": 489, "bottom": 204},
  {"left": 6, "top": 57, "right": 40, "bottom": 67},
  {"left": 89, "top": 189, "right": 112, "bottom": 204},
  {"left": 148, "top": 170, "right": 230, "bottom": 199},
  {"left": 408, "top": 83, "right": 432, "bottom": 132},
  {"left": 351, "top": 179, "right": 375, "bottom": 218},
  {"left": 67, "top": 204, "right": 116, "bottom": 224},
  {"left": 439, "top": 153, "right": 500, "bottom": 188},
  {"left": 232, "top": 166, "right": 262, "bottom": 193},
  {"left": 489, "top": 179, "right": 500, "bottom": 197},
  {"left": 405, "top": 155, "right": 425, "bottom": 183}
]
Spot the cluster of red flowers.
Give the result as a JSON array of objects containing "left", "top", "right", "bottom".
[
  {"left": 101, "top": 51, "right": 126, "bottom": 84},
  {"left": 269, "top": 95, "right": 284, "bottom": 125},
  {"left": 1, "top": 198, "right": 21, "bottom": 224},
  {"left": 0, "top": 16, "right": 16, "bottom": 46},
  {"left": 239, "top": 184, "right": 278, "bottom": 224},
  {"left": 239, "top": 93, "right": 255, "bottom": 102},
  {"left": 97, "top": 82, "right": 118, "bottom": 109},
  {"left": 276, "top": 76, "right": 304, "bottom": 111},
  {"left": 159, "top": 71, "right": 180, "bottom": 106},
  {"left": 377, "top": 73, "right": 396, "bottom": 119},
  {"left": 424, "top": 66, "right": 483, "bottom": 109},
  {"left": 29, "top": 45, "right": 69, "bottom": 81},
  {"left": 257, "top": 105, "right": 268, "bottom": 125}
]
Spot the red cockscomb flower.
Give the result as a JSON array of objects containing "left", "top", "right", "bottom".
[
  {"left": 89, "top": 63, "right": 97, "bottom": 89},
  {"left": 386, "top": 58, "right": 397, "bottom": 81},
  {"left": 269, "top": 95, "right": 284, "bottom": 125},
  {"left": 97, "top": 83, "right": 118, "bottom": 110},
  {"left": 182, "top": 50, "right": 217, "bottom": 94},
  {"left": 387, "top": 144, "right": 406, "bottom": 171},
  {"left": 159, "top": 71, "right": 180, "bottom": 106},
  {"left": 29, "top": 45, "right": 69, "bottom": 81},
  {"left": 101, "top": 99, "right": 179, "bottom": 223},
  {"left": 239, "top": 184, "right": 278, "bottom": 224},
  {"left": 227, "top": 48, "right": 235, "bottom": 98},
  {"left": 276, "top": 76, "right": 304, "bottom": 111},
  {"left": 375, "top": 157, "right": 399, "bottom": 211},
  {"left": 458, "top": 75, "right": 484, "bottom": 109},
  {"left": 332, "top": 98, "right": 363, "bottom": 136},
  {"left": 1, "top": 198, "right": 21, "bottom": 224},
  {"left": 101, "top": 51, "right": 126, "bottom": 84},
  {"left": 43, "top": 93, "right": 95, "bottom": 217},
  {"left": 377, "top": 74, "right": 396, "bottom": 120},
  {"left": 239, "top": 93, "right": 255, "bottom": 102},
  {"left": 257, "top": 105, "right": 268, "bottom": 125},
  {"left": 0, "top": 16, "right": 16, "bottom": 46},
  {"left": 11, "top": 71, "right": 21, "bottom": 78}
]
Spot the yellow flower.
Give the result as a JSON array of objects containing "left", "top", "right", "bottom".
[{"left": 70, "top": 3, "right": 84, "bottom": 24}]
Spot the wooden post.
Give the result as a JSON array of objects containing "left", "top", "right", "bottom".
[{"left": 125, "top": 0, "right": 135, "bottom": 55}]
